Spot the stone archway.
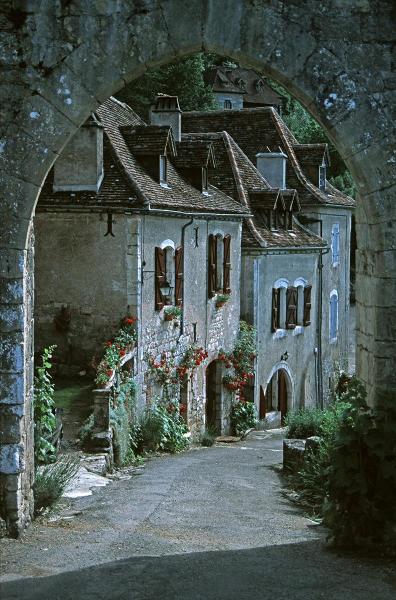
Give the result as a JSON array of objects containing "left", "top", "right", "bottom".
[{"left": 0, "top": 1, "right": 395, "bottom": 536}]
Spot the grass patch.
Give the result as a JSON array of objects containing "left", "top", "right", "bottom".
[
  {"left": 34, "top": 455, "right": 80, "bottom": 516},
  {"left": 53, "top": 377, "right": 92, "bottom": 410}
]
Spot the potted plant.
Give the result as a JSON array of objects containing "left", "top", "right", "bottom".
[
  {"left": 215, "top": 293, "right": 230, "bottom": 309},
  {"left": 163, "top": 306, "right": 182, "bottom": 322}
]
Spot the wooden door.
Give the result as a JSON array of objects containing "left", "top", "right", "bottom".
[
  {"left": 206, "top": 362, "right": 217, "bottom": 428},
  {"left": 278, "top": 370, "right": 288, "bottom": 424}
]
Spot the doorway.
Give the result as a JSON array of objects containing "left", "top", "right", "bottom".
[{"left": 205, "top": 361, "right": 222, "bottom": 433}]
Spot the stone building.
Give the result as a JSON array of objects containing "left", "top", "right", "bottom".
[
  {"left": 34, "top": 96, "right": 249, "bottom": 439},
  {"left": 183, "top": 107, "right": 354, "bottom": 418},
  {"left": 205, "top": 66, "right": 283, "bottom": 112}
]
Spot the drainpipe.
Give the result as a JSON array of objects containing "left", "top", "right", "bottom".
[{"left": 180, "top": 217, "right": 194, "bottom": 336}]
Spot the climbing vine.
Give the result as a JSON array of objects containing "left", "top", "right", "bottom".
[
  {"left": 95, "top": 316, "right": 137, "bottom": 387},
  {"left": 218, "top": 321, "right": 256, "bottom": 399},
  {"left": 34, "top": 345, "right": 58, "bottom": 465}
]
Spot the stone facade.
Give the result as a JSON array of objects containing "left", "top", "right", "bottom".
[{"left": 0, "top": 1, "right": 395, "bottom": 536}]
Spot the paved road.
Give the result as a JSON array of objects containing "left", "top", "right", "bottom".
[{"left": 1, "top": 431, "right": 395, "bottom": 599}]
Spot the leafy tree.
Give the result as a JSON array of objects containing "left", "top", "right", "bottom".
[{"left": 116, "top": 53, "right": 217, "bottom": 120}]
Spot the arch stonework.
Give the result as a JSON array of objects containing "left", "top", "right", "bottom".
[{"left": 0, "top": 1, "right": 395, "bottom": 535}]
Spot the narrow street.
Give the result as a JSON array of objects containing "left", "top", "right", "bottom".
[{"left": 1, "top": 432, "right": 395, "bottom": 600}]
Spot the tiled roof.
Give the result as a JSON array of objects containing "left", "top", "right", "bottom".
[
  {"left": 182, "top": 108, "right": 355, "bottom": 208},
  {"left": 121, "top": 125, "right": 177, "bottom": 157},
  {"left": 293, "top": 143, "right": 330, "bottom": 166},
  {"left": 173, "top": 139, "right": 216, "bottom": 169},
  {"left": 182, "top": 132, "right": 326, "bottom": 250},
  {"left": 37, "top": 97, "right": 249, "bottom": 217}
]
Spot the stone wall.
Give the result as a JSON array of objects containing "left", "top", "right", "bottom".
[{"left": 0, "top": 0, "right": 395, "bottom": 535}]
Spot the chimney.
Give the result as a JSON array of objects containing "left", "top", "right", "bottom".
[
  {"left": 256, "top": 150, "right": 287, "bottom": 189},
  {"left": 150, "top": 94, "right": 181, "bottom": 142},
  {"left": 53, "top": 114, "right": 104, "bottom": 192}
]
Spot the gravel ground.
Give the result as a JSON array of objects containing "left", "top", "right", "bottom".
[{"left": 0, "top": 431, "right": 395, "bottom": 599}]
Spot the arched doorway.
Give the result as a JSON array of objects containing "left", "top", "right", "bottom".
[
  {"left": 264, "top": 368, "right": 293, "bottom": 425},
  {"left": 205, "top": 361, "right": 222, "bottom": 434}
]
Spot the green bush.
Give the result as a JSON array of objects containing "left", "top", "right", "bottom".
[
  {"left": 78, "top": 413, "right": 94, "bottom": 444},
  {"left": 324, "top": 381, "right": 396, "bottom": 547},
  {"left": 231, "top": 400, "right": 258, "bottom": 436},
  {"left": 284, "top": 408, "right": 324, "bottom": 439},
  {"left": 138, "top": 403, "right": 188, "bottom": 454},
  {"left": 34, "top": 346, "right": 58, "bottom": 464},
  {"left": 34, "top": 455, "right": 80, "bottom": 515},
  {"left": 200, "top": 425, "right": 217, "bottom": 447}
]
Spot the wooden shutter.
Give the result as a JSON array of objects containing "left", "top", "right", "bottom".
[
  {"left": 271, "top": 288, "right": 280, "bottom": 332},
  {"left": 286, "top": 286, "right": 297, "bottom": 329},
  {"left": 303, "top": 285, "right": 312, "bottom": 326},
  {"left": 155, "top": 247, "right": 166, "bottom": 311},
  {"left": 208, "top": 234, "right": 217, "bottom": 298},
  {"left": 223, "top": 235, "right": 231, "bottom": 294},
  {"left": 175, "top": 245, "right": 183, "bottom": 307}
]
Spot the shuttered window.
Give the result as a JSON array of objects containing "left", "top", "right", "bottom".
[
  {"left": 286, "top": 287, "right": 297, "bottom": 329},
  {"left": 155, "top": 247, "right": 166, "bottom": 311},
  {"left": 271, "top": 288, "right": 280, "bottom": 332},
  {"left": 223, "top": 235, "right": 231, "bottom": 294},
  {"left": 303, "top": 285, "right": 312, "bottom": 326},
  {"left": 208, "top": 234, "right": 217, "bottom": 298},
  {"left": 175, "top": 245, "right": 183, "bottom": 307}
]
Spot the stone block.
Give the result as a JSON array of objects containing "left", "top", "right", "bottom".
[
  {"left": 0, "top": 304, "right": 24, "bottom": 333},
  {"left": 0, "top": 413, "right": 23, "bottom": 444},
  {"left": 0, "top": 444, "right": 25, "bottom": 474},
  {"left": 0, "top": 277, "right": 24, "bottom": 304},
  {"left": 0, "top": 332, "right": 24, "bottom": 372},
  {"left": 305, "top": 436, "right": 322, "bottom": 452},
  {"left": 262, "top": 410, "right": 282, "bottom": 429},
  {"left": 283, "top": 439, "right": 306, "bottom": 473},
  {"left": 0, "top": 372, "right": 24, "bottom": 405}
]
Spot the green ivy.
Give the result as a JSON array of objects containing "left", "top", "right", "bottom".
[
  {"left": 34, "top": 346, "right": 58, "bottom": 465},
  {"left": 231, "top": 401, "right": 258, "bottom": 436},
  {"left": 110, "top": 377, "right": 137, "bottom": 466}
]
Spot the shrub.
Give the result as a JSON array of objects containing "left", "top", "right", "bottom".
[
  {"left": 138, "top": 403, "right": 188, "bottom": 454},
  {"left": 110, "top": 377, "right": 137, "bottom": 466},
  {"left": 34, "top": 455, "right": 80, "bottom": 515},
  {"left": 78, "top": 413, "right": 94, "bottom": 444},
  {"left": 34, "top": 345, "right": 58, "bottom": 464},
  {"left": 200, "top": 426, "right": 217, "bottom": 447},
  {"left": 231, "top": 400, "right": 258, "bottom": 436},
  {"left": 324, "top": 380, "right": 396, "bottom": 547},
  {"left": 284, "top": 408, "right": 324, "bottom": 439}
]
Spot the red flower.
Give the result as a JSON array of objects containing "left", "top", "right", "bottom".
[
  {"left": 119, "top": 349, "right": 126, "bottom": 357},
  {"left": 124, "top": 316, "right": 137, "bottom": 325},
  {"left": 106, "top": 369, "right": 113, "bottom": 376},
  {"left": 106, "top": 341, "right": 112, "bottom": 347},
  {"left": 180, "top": 403, "right": 187, "bottom": 413}
]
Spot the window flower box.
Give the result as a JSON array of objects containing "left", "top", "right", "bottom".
[
  {"left": 215, "top": 293, "right": 230, "bottom": 309},
  {"left": 163, "top": 306, "right": 182, "bottom": 322}
]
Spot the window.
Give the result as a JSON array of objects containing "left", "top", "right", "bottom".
[
  {"left": 224, "top": 99, "right": 232, "bottom": 109},
  {"left": 159, "top": 154, "right": 167, "bottom": 184},
  {"left": 319, "top": 165, "right": 326, "bottom": 190},
  {"left": 271, "top": 279, "right": 288, "bottom": 331},
  {"left": 154, "top": 243, "right": 183, "bottom": 310},
  {"left": 286, "top": 287, "right": 297, "bottom": 329},
  {"left": 208, "top": 234, "right": 231, "bottom": 298},
  {"left": 287, "top": 211, "right": 293, "bottom": 230},
  {"left": 331, "top": 223, "right": 340, "bottom": 265},
  {"left": 297, "top": 285, "right": 304, "bottom": 325},
  {"left": 330, "top": 290, "right": 338, "bottom": 340},
  {"left": 202, "top": 167, "right": 208, "bottom": 192}
]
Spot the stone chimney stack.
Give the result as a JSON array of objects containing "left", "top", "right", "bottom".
[
  {"left": 53, "top": 114, "right": 104, "bottom": 192},
  {"left": 150, "top": 94, "right": 181, "bottom": 142},
  {"left": 256, "top": 150, "right": 287, "bottom": 189}
]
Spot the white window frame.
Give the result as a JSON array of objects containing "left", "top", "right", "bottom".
[
  {"left": 159, "top": 239, "right": 175, "bottom": 306},
  {"left": 329, "top": 289, "right": 339, "bottom": 341},
  {"left": 293, "top": 277, "right": 307, "bottom": 334},
  {"left": 331, "top": 223, "right": 340, "bottom": 266},
  {"left": 159, "top": 154, "right": 167, "bottom": 186},
  {"left": 273, "top": 278, "right": 289, "bottom": 338}
]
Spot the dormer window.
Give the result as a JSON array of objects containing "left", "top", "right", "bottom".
[
  {"left": 287, "top": 211, "right": 293, "bottom": 230},
  {"left": 202, "top": 167, "right": 208, "bottom": 193},
  {"left": 319, "top": 165, "right": 326, "bottom": 190},
  {"left": 224, "top": 99, "right": 232, "bottom": 109},
  {"left": 270, "top": 210, "right": 278, "bottom": 230},
  {"left": 159, "top": 154, "right": 167, "bottom": 184}
]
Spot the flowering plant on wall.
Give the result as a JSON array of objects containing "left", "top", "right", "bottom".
[
  {"left": 215, "top": 293, "right": 230, "bottom": 309},
  {"left": 219, "top": 321, "right": 256, "bottom": 399},
  {"left": 163, "top": 306, "right": 182, "bottom": 321},
  {"left": 95, "top": 316, "right": 137, "bottom": 387}
]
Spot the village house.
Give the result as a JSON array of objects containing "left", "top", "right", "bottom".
[
  {"left": 205, "top": 65, "right": 283, "bottom": 112},
  {"left": 34, "top": 96, "right": 250, "bottom": 439},
  {"left": 182, "top": 106, "right": 354, "bottom": 419}
]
